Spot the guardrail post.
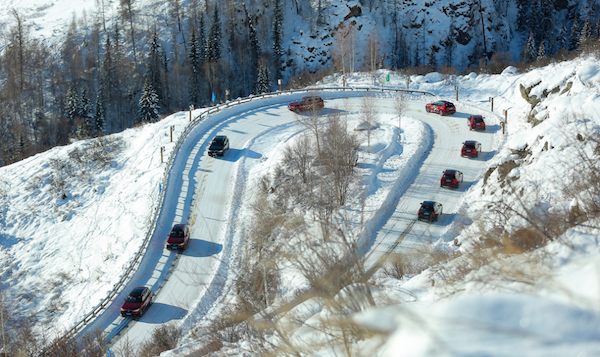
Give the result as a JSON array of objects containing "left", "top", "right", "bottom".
[
  {"left": 161, "top": 146, "right": 165, "bottom": 163},
  {"left": 455, "top": 85, "right": 459, "bottom": 101},
  {"left": 170, "top": 126, "right": 174, "bottom": 142},
  {"left": 504, "top": 109, "right": 507, "bottom": 124},
  {"left": 489, "top": 97, "right": 494, "bottom": 112},
  {"left": 189, "top": 105, "right": 194, "bottom": 121}
]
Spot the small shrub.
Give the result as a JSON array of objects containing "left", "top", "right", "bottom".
[{"left": 138, "top": 323, "right": 181, "bottom": 355}]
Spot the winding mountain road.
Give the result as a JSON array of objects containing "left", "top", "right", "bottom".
[{"left": 79, "top": 92, "right": 497, "bottom": 350}]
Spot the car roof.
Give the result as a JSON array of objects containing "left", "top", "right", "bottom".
[
  {"left": 172, "top": 223, "right": 187, "bottom": 230},
  {"left": 443, "top": 169, "right": 457, "bottom": 174},
  {"left": 464, "top": 140, "right": 478, "bottom": 145},
  {"left": 130, "top": 287, "right": 147, "bottom": 296},
  {"left": 213, "top": 135, "right": 227, "bottom": 141},
  {"left": 421, "top": 201, "right": 437, "bottom": 206},
  {"left": 470, "top": 115, "right": 483, "bottom": 118}
]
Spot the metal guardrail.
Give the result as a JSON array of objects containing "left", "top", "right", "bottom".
[{"left": 62, "top": 85, "right": 435, "bottom": 342}]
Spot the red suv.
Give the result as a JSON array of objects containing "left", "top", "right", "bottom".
[
  {"left": 166, "top": 223, "right": 190, "bottom": 250},
  {"left": 426, "top": 100, "right": 456, "bottom": 115},
  {"left": 121, "top": 287, "right": 152, "bottom": 317},
  {"left": 288, "top": 96, "right": 324, "bottom": 113},
  {"left": 461, "top": 141, "right": 482, "bottom": 158},
  {"left": 467, "top": 115, "right": 486, "bottom": 130},
  {"left": 440, "top": 170, "right": 463, "bottom": 189}
]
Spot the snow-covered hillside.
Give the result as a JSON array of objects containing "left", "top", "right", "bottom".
[
  {"left": 2, "top": 55, "right": 600, "bottom": 356},
  {"left": 2, "top": 0, "right": 597, "bottom": 73}
]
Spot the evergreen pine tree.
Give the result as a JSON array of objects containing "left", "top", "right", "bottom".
[
  {"left": 579, "top": 16, "right": 592, "bottom": 47},
  {"left": 189, "top": 28, "right": 200, "bottom": 74},
  {"left": 255, "top": 64, "right": 271, "bottom": 94},
  {"left": 94, "top": 96, "right": 106, "bottom": 135},
  {"left": 594, "top": 18, "right": 600, "bottom": 40},
  {"left": 316, "top": 0, "right": 324, "bottom": 26},
  {"left": 523, "top": 31, "right": 536, "bottom": 63},
  {"left": 537, "top": 40, "right": 546, "bottom": 61},
  {"left": 246, "top": 8, "right": 260, "bottom": 92},
  {"left": 556, "top": 24, "right": 568, "bottom": 51},
  {"left": 189, "top": 27, "right": 201, "bottom": 104},
  {"left": 272, "top": 0, "right": 284, "bottom": 81},
  {"left": 426, "top": 46, "right": 437, "bottom": 72},
  {"left": 147, "top": 29, "right": 163, "bottom": 105},
  {"left": 65, "top": 84, "right": 79, "bottom": 128},
  {"left": 80, "top": 86, "right": 93, "bottom": 134},
  {"left": 199, "top": 15, "right": 206, "bottom": 61},
  {"left": 516, "top": 0, "right": 533, "bottom": 33},
  {"left": 569, "top": 18, "right": 580, "bottom": 51},
  {"left": 139, "top": 76, "right": 160, "bottom": 122},
  {"left": 206, "top": 6, "right": 222, "bottom": 62},
  {"left": 538, "top": 0, "right": 555, "bottom": 42}
]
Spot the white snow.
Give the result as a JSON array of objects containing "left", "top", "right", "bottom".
[{"left": 1, "top": 0, "right": 600, "bottom": 354}]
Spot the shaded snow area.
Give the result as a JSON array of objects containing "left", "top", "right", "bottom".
[{"left": 2, "top": 56, "right": 600, "bottom": 356}]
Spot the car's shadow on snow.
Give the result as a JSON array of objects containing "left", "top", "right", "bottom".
[
  {"left": 438, "top": 213, "right": 457, "bottom": 225},
  {"left": 219, "top": 148, "right": 262, "bottom": 162},
  {"left": 140, "top": 303, "right": 187, "bottom": 324},
  {"left": 485, "top": 124, "right": 503, "bottom": 133},
  {"left": 293, "top": 107, "right": 347, "bottom": 117},
  {"left": 481, "top": 150, "right": 496, "bottom": 161},
  {"left": 186, "top": 239, "right": 223, "bottom": 257}
]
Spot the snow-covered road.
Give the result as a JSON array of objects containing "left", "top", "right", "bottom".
[{"left": 365, "top": 100, "right": 498, "bottom": 267}]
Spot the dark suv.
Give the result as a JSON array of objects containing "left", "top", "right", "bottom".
[
  {"left": 425, "top": 100, "right": 456, "bottom": 115},
  {"left": 166, "top": 223, "right": 190, "bottom": 250},
  {"left": 208, "top": 135, "right": 230, "bottom": 157},
  {"left": 288, "top": 96, "right": 324, "bottom": 113},
  {"left": 121, "top": 287, "right": 152, "bottom": 317},
  {"left": 418, "top": 201, "right": 443, "bottom": 222},
  {"left": 467, "top": 115, "right": 486, "bottom": 130},
  {"left": 461, "top": 141, "right": 482, "bottom": 158},
  {"left": 440, "top": 170, "right": 463, "bottom": 189}
]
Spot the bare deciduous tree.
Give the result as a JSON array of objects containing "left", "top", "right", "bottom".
[
  {"left": 393, "top": 93, "right": 408, "bottom": 141},
  {"left": 321, "top": 109, "right": 360, "bottom": 207},
  {"left": 361, "top": 95, "right": 378, "bottom": 153},
  {"left": 294, "top": 91, "right": 324, "bottom": 156},
  {"left": 364, "top": 30, "right": 382, "bottom": 84},
  {"left": 332, "top": 23, "right": 357, "bottom": 77}
]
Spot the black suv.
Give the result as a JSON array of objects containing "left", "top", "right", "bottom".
[
  {"left": 418, "top": 201, "right": 443, "bottom": 222},
  {"left": 208, "top": 135, "right": 230, "bottom": 157}
]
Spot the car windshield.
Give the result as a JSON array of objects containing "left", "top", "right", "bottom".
[
  {"left": 210, "top": 139, "right": 225, "bottom": 148},
  {"left": 443, "top": 173, "right": 456, "bottom": 179},
  {"left": 464, "top": 142, "right": 476, "bottom": 148},
  {"left": 473, "top": 117, "right": 483, "bottom": 122},
  {"left": 170, "top": 230, "right": 184, "bottom": 238},
  {"left": 446, "top": 103, "right": 454, "bottom": 108},
  {"left": 126, "top": 295, "right": 142, "bottom": 303},
  {"left": 421, "top": 204, "right": 434, "bottom": 211}
]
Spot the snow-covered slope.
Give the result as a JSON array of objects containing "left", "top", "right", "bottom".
[
  {"left": 2, "top": 56, "right": 600, "bottom": 356},
  {"left": 1, "top": 0, "right": 594, "bottom": 74}
]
